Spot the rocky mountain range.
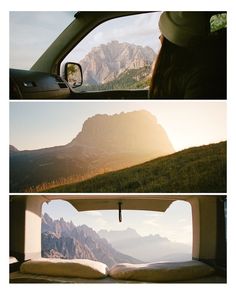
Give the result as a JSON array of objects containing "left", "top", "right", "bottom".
[
  {"left": 80, "top": 41, "right": 156, "bottom": 86},
  {"left": 10, "top": 110, "right": 174, "bottom": 192},
  {"left": 41, "top": 213, "right": 142, "bottom": 267},
  {"left": 41, "top": 213, "right": 191, "bottom": 266},
  {"left": 99, "top": 228, "right": 192, "bottom": 262}
]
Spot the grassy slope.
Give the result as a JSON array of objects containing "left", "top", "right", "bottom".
[{"left": 46, "top": 141, "right": 226, "bottom": 193}]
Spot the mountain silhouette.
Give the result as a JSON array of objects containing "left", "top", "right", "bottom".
[{"left": 10, "top": 110, "right": 174, "bottom": 192}]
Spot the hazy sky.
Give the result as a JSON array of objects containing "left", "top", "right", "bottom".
[
  {"left": 42, "top": 199, "right": 192, "bottom": 245},
  {"left": 10, "top": 11, "right": 160, "bottom": 70},
  {"left": 10, "top": 12, "right": 75, "bottom": 69},
  {"left": 10, "top": 101, "right": 226, "bottom": 152},
  {"left": 9, "top": 11, "right": 74, "bottom": 69}
]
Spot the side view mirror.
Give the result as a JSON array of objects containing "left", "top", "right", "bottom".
[{"left": 65, "top": 62, "right": 83, "bottom": 88}]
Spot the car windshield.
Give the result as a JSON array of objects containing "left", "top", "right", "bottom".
[{"left": 10, "top": 11, "right": 75, "bottom": 70}]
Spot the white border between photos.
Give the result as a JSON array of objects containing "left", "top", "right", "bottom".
[{"left": 1, "top": 0, "right": 236, "bottom": 294}]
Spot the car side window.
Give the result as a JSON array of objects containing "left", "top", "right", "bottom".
[{"left": 60, "top": 12, "right": 161, "bottom": 92}]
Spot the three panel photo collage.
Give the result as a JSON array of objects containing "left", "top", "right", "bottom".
[{"left": 9, "top": 11, "right": 227, "bottom": 283}]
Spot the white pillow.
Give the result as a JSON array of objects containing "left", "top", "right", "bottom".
[
  {"left": 109, "top": 260, "right": 215, "bottom": 282},
  {"left": 20, "top": 258, "right": 108, "bottom": 279},
  {"left": 10, "top": 256, "right": 18, "bottom": 264}
]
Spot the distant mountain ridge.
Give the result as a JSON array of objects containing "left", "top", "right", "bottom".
[
  {"left": 80, "top": 41, "right": 156, "bottom": 85},
  {"left": 98, "top": 228, "right": 192, "bottom": 262},
  {"left": 99, "top": 228, "right": 140, "bottom": 243},
  {"left": 10, "top": 110, "right": 174, "bottom": 192},
  {"left": 41, "top": 213, "right": 142, "bottom": 267}
]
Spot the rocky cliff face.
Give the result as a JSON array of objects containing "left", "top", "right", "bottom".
[
  {"left": 41, "top": 213, "right": 142, "bottom": 267},
  {"left": 42, "top": 231, "right": 96, "bottom": 260},
  {"left": 71, "top": 110, "right": 174, "bottom": 155},
  {"left": 80, "top": 41, "right": 156, "bottom": 85}
]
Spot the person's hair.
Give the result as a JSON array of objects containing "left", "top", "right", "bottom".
[
  {"left": 149, "top": 37, "right": 205, "bottom": 98},
  {"left": 149, "top": 31, "right": 226, "bottom": 98}
]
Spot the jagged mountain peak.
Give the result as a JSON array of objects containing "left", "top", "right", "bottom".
[
  {"left": 42, "top": 212, "right": 53, "bottom": 223},
  {"left": 80, "top": 41, "right": 156, "bottom": 85},
  {"left": 79, "top": 110, "right": 158, "bottom": 133},
  {"left": 9, "top": 145, "right": 19, "bottom": 152},
  {"left": 41, "top": 214, "right": 142, "bottom": 267}
]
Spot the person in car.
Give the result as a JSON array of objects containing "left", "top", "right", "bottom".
[{"left": 149, "top": 12, "right": 226, "bottom": 99}]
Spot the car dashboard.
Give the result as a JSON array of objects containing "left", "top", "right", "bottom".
[
  {"left": 10, "top": 69, "right": 71, "bottom": 99},
  {"left": 10, "top": 69, "right": 149, "bottom": 100}
]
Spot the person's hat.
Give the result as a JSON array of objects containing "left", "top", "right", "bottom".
[{"left": 159, "top": 12, "right": 211, "bottom": 47}]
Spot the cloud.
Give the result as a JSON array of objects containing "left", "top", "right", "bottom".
[
  {"left": 82, "top": 211, "right": 103, "bottom": 217},
  {"left": 143, "top": 218, "right": 162, "bottom": 229},
  {"left": 94, "top": 217, "right": 110, "bottom": 229}
]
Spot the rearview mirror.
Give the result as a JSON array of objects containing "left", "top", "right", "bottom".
[{"left": 65, "top": 62, "right": 83, "bottom": 88}]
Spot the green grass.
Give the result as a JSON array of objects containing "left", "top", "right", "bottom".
[{"left": 46, "top": 141, "right": 226, "bottom": 193}]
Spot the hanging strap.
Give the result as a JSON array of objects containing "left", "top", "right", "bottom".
[{"left": 118, "top": 202, "right": 122, "bottom": 222}]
